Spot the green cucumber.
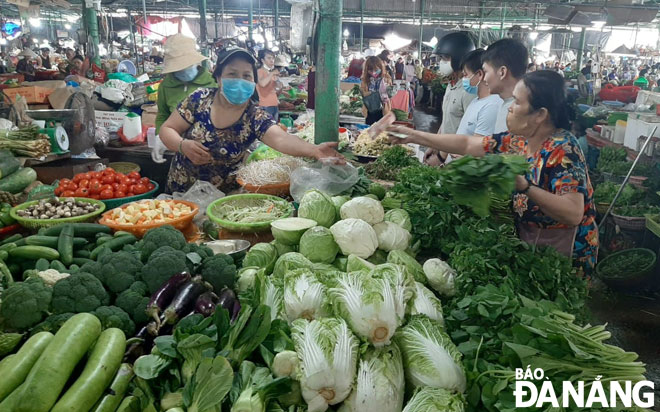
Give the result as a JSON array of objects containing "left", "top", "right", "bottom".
[
  {"left": 115, "top": 396, "right": 139, "bottom": 412},
  {"left": 9, "top": 246, "right": 60, "bottom": 261},
  {"left": 96, "top": 236, "right": 113, "bottom": 246},
  {"left": 68, "top": 264, "right": 80, "bottom": 272},
  {"left": 74, "top": 249, "right": 91, "bottom": 259},
  {"left": 0, "top": 242, "right": 16, "bottom": 252},
  {"left": 90, "top": 235, "right": 137, "bottom": 260},
  {"left": 0, "top": 332, "right": 54, "bottom": 402},
  {"left": 16, "top": 313, "right": 102, "bottom": 412},
  {"left": 0, "top": 234, "right": 22, "bottom": 247},
  {"left": 0, "top": 250, "right": 7, "bottom": 262},
  {"left": 25, "top": 236, "right": 87, "bottom": 249},
  {"left": 50, "top": 260, "right": 67, "bottom": 272},
  {"left": 35, "top": 258, "right": 50, "bottom": 272},
  {"left": 7, "top": 263, "right": 19, "bottom": 277},
  {"left": 72, "top": 257, "right": 94, "bottom": 266},
  {"left": 57, "top": 226, "right": 74, "bottom": 266},
  {"left": 113, "top": 231, "right": 133, "bottom": 238},
  {"left": 43, "top": 223, "right": 112, "bottom": 238},
  {"left": 51, "top": 328, "right": 126, "bottom": 412},
  {"left": 91, "top": 364, "right": 134, "bottom": 412},
  {"left": 0, "top": 382, "right": 24, "bottom": 410},
  {"left": 0, "top": 168, "right": 37, "bottom": 194}
]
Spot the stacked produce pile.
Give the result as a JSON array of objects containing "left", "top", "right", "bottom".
[
  {"left": 339, "top": 85, "right": 363, "bottom": 117},
  {"left": 55, "top": 168, "right": 156, "bottom": 200},
  {"left": 236, "top": 157, "right": 306, "bottom": 187},
  {"left": 0, "top": 150, "right": 38, "bottom": 197},
  {"left": 0, "top": 125, "right": 51, "bottom": 158},
  {"left": 0, "top": 157, "right": 652, "bottom": 412}
]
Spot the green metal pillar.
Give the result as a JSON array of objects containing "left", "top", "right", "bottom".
[
  {"left": 477, "top": 1, "right": 485, "bottom": 47},
  {"left": 84, "top": 3, "right": 100, "bottom": 64},
  {"left": 418, "top": 0, "right": 425, "bottom": 59},
  {"left": 360, "top": 0, "right": 365, "bottom": 51},
  {"left": 198, "top": 0, "right": 208, "bottom": 50},
  {"left": 274, "top": 0, "right": 279, "bottom": 41},
  {"left": 315, "top": 0, "right": 342, "bottom": 144},
  {"left": 248, "top": 0, "right": 253, "bottom": 41},
  {"left": 499, "top": 4, "right": 507, "bottom": 39},
  {"left": 576, "top": 27, "right": 586, "bottom": 70}
]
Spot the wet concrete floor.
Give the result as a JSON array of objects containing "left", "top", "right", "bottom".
[{"left": 412, "top": 104, "right": 660, "bottom": 409}]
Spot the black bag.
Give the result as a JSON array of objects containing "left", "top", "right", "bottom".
[{"left": 362, "top": 80, "right": 383, "bottom": 113}]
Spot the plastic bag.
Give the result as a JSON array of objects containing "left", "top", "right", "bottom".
[
  {"left": 165, "top": 180, "right": 226, "bottom": 224},
  {"left": 290, "top": 160, "right": 359, "bottom": 203}
]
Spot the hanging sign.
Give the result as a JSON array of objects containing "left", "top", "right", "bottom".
[{"left": 57, "top": 30, "right": 68, "bottom": 38}]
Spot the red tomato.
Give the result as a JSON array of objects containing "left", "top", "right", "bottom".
[
  {"left": 83, "top": 172, "right": 94, "bottom": 181},
  {"left": 100, "top": 189, "right": 114, "bottom": 199},
  {"left": 114, "top": 173, "right": 126, "bottom": 183},
  {"left": 89, "top": 171, "right": 101, "bottom": 180},
  {"left": 74, "top": 187, "right": 89, "bottom": 197},
  {"left": 89, "top": 181, "right": 102, "bottom": 195},
  {"left": 62, "top": 190, "right": 76, "bottom": 197},
  {"left": 128, "top": 171, "right": 141, "bottom": 180},
  {"left": 102, "top": 167, "right": 115, "bottom": 175},
  {"left": 101, "top": 175, "right": 114, "bottom": 185},
  {"left": 139, "top": 177, "right": 151, "bottom": 186},
  {"left": 132, "top": 184, "right": 147, "bottom": 195},
  {"left": 117, "top": 183, "right": 129, "bottom": 193},
  {"left": 59, "top": 178, "right": 72, "bottom": 186},
  {"left": 115, "top": 191, "right": 127, "bottom": 198},
  {"left": 90, "top": 194, "right": 100, "bottom": 200},
  {"left": 89, "top": 178, "right": 100, "bottom": 186},
  {"left": 72, "top": 174, "right": 84, "bottom": 183},
  {"left": 54, "top": 187, "right": 63, "bottom": 196},
  {"left": 102, "top": 184, "right": 114, "bottom": 193},
  {"left": 146, "top": 183, "right": 156, "bottom": 191},
  {"left": 110, "top": 183, "right": 119, "bottom": 191},
  {"left": 78, "top": 179, "right": 90, "bottom": 189}
]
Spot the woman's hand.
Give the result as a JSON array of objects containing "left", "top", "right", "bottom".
[
  {"left": 515, "top": 175, "right": 530, "bottom": 192},
  {"left": 387, "top": 125, "right": 417, "bottom": 144},
  {"left": 181, "top": 140, "right": 212, "bottom": 165},
  {"left": 313, "top": 142, "right": 346, "bottom": 164}
]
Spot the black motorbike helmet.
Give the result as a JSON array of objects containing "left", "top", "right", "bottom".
[{"left": 434, "top": 32, "right": 476, "bottom": 72}]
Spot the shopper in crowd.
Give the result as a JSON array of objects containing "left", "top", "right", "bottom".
[
  {"left": 388, "top": 70, "right": 598, "bottom": 276},
  {"left": 156, "top": 34, "right": 216, "bottom": 134},
  {"left": 256, "top": 49, "right": 281, "bottom": 122},
  {"left": 415, "top": 59, "right": 424, "bottom": 79},
  {"left": 395, "top": 57, "right": 405, "bottom": 80},
  {"left": 16, "top": 49, "right": 38, "bottom": 81},
  {"left": 481, "top": 38, "right": 529, "bottom": 134},
  {"left": 404, "top": 58, "right": 416, "bottom": 83},
  {"left": 360, "top": 56, "right": 392, "bottom": 125},
  {"left": 378, "top": 49, "right": 395, "bottom": 80},
  {"left": 65, "top": 48, "right": 75, "bottom": 62},
  {"left": 159, "top": 46, "right": 342, "bottom": 194},
  {"left": 39, "top": 48, "right": 52, "bottom": 69},
  {"left": 425, "top": 31, "right": 476, "bottom": 166},
  {"left": 347, "top": 56, "right": 364, "bottom": 78},
  {"left": 527, "top": 62, "right": 537, "bottom": 72}
]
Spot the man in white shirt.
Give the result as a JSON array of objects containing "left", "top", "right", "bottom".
[{"left": 481, "top": 38, "right": 529, "bottom": 135}]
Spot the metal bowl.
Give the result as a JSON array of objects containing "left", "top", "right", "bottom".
[{"left": 205, "top": 239, "right": 251, "bottom": 263}]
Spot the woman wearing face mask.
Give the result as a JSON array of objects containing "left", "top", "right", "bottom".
[
  {"left": 360, "top": 56, "right": 392, "bottom": 125},
  {"left": 159, "top": 47, "right": 343, "bottom": 194},
  {"left": 388, "top": 70, "right": 598, "bottom": 277},
  {"left": 257, "top": 49, "right": 281, "bottom": 122},
  {"left": 156, "top": 34, "right": 217, "bottom": 134}
]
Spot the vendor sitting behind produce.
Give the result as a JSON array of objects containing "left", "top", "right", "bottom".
[
  {"left": 155, "top": 34, "right": 217, "bottom": 134},
  {"left": 16, "top": 49, "right": 38, "bottom": 81},
  {"left": 387, "top": 70, "right": 599, "bottom": 277},
  {"left": 159, "top": 46, "right": 343, "bottom": 194},
  {"left": 40, "top": 48, "right": 52, "bottom": 69}
]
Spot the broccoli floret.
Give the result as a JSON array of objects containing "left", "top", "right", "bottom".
[
  {"left": 79, "top": 261, "right": 103, "bottom": 282},
  {"left": 115, "top": 286, "right": 150, "bottom": 325},
  {"left": 141, "top": 246, "right": 189, "bottom": 294},
  {"left": 92, "top": 306, "right": 135, "bottom": 336},
  {"left": 29, "top": 312, "right": 74, "bottom": 336},
  {"left": 139, "top": 225, "right": 187, "bottom": 262},
  {"left": 129, "top": 281, "right": 149, "bottom": 296},
  {"left": 97, "top": 251, "right": 143, "bottom": 295},
  {"left": 199, "top": 254, "right": 237, "bottom": 293},
  {"left": 183, "top": 243, "right": 214, "bottom": 260},
  {"left": 0, "top": 277, "right": 52, "bottom": 331},
  {"left": 51, "top": 272, "right": 110, "bottom": 314}
]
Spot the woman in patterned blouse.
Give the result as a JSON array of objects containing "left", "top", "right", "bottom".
[
  {"left": 159, "top": 47, "right": 342, "bottom": 194},
  {"left": 387, "top": 70, "right": 598, "bottom": 276}
]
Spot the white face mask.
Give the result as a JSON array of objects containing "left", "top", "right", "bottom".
[{"left": 438, "top": 60, "right": 454, "bottom": 76}]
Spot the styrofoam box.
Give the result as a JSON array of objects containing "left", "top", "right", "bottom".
[
  {"left": 95, "top": 111, "right": 128, "bottom": 133},
  {"left": 600, "top": 125, "right": 615, "bottom": 141},
  {"left": 624, "top": 113, "right": 660, "bottom": 150}
]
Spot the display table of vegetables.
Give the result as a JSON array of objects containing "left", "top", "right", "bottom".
[{"left": 0, "top": 156, "right": 653, "bottom": 412}]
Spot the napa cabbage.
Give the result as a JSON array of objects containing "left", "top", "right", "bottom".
[
  {"left": 402, "top": 387, "right": 466, "bottom": 412},
  {"left": 283, "top": 269, "right": 329, "bottom": 323},
  {"left": 422, "top": 258, "right": 456, "bottom": 297},
  {"left": 408, "top": 282, "right": 444, "bottom": 325}
]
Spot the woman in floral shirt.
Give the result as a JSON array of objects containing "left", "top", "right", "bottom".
[
  {"left": 159, "top": 47, "right": 342, "bottom": 194},
  {"left": 387, "top": 70, "right": 598, "bottom": 276}
]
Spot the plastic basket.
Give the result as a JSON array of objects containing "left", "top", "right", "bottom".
[
  {"left": 236, "top": 178, "right": 290, "bottom": 197},
  {"left": 102, "top": 181, "right": 159, "bottom": 210},
  {"left": 596, "top": 248, "right": 657, "bottom": 290},
  {"left": 98, "top": 199, "right": 199, "bottom": 238},
  {"left": 596, "top": 202, "right": 610, "bottom": 215},
  {"left": 611, "top": 213, "right": 647, "bottom": 231},
  {"left": 207, "top": 194, "right": 293, "bottom": 233},
  {"left": 11, "top": 198, "right": 106, "bottom": 229},
  {"left": 109, "top": 162, "right": 141, "bottom": 174}
]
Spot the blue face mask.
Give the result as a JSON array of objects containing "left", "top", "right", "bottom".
[
  {"left": 462, "top": 73, "right": 480, "bottom": 95},
  {"left": 174, "top": 65, "right": 199, "bottom": 82},
  {"left": 221, "top": 78, "right": 256, "bottom": 105}
]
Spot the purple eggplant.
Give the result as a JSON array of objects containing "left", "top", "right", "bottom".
[
  {"left": 163, "top": 276, "right": 209, "bottom": 325},
  {"left": 231, "top": 300, "right": 241, "bottom": 323},
  {"left": 194, "top": 292, "right": 219, "bottom": 317},
  {"left": 217, "top": 288, "right": 237, "bottom": 313},
  {"left": 146, "top": 272, "right": 192, "bottom": 325},
  {"left": 124, "top": 325, "right": 150, "bottom": 362}
]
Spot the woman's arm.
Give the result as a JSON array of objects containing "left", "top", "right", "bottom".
[
  {"left": 517, "top": 176, "right": 585, "bottom": 226},
  {"left": 261, "top": 125, "right": 344, "bottom": 161},
  {"left": 388, "top": 125, "right": 486, "bottom": 157},
  {"left": 258, "top": 69, "right": 277, "bottom": 88},
  {"left": 159, "top": 111, "right": 212, "bottom": 165}
]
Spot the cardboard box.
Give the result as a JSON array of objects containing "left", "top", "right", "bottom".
[
  {"left": 3, "top": 86, "right": 54, "bottom": 104},
  {"left": 340, "top": 82, "right": 359, "bottom": 93},
  {"left": 95, "top": 110, "right": 128, "bottom": 132},
  {"left": 48, "top": 87, "right": 74, "bottom": 110},
  {"left": 141, "top": 104, "right": 158, "bottom": 127}
]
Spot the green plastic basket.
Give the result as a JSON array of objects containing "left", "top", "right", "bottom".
[
  {"left": 102, "top": 181, "right": 159, "bottom": 210},
  {"left": 207, "top": 193, "right": 293, "bottom": 233},
  {"left": 11, "top": 198, "right": 106, "bottom": 229}
]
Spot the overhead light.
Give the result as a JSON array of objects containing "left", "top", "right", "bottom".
[
  {"left": 429, "top": 36, "right": 438, "bottom": 47},
  {"left": 529, "top": 31, "right": 538, "bottom": 40},
  {"left": 592, "top": 20, "right": 606, "bottom": 29},
  {"left": 272, "top": 46, "right": 279, "bottom": 52},
  {"left": 66, "top": 15, "right": 79, "bottom": 23},
  {"left": 33, "top": 38, "right": 39, "bottom": 43},
  {"left": 343, "top": 29, "right": 350, "bottom": 37},
  {"left": 64, "top": 23, "right": 72, "bottom": 30},
  {"left": 29, "top": 18, "right": 41, "bottom": 28}
]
